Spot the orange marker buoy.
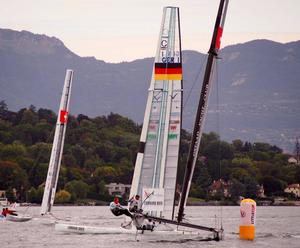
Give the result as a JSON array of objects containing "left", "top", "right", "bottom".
[{"left": 239, "top": 198, "right": 256, "bottom": 240}]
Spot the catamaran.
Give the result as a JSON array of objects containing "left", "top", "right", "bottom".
[
  {"left": 40, "top": 69, "right": 74, "bottom": 216},
  {"left": 56, "top": 0, "right": 229, "bottom": 240},
  {"left": 129, "top": 5, "right": 183, "bottom": 221},
  {"left": 129, "top": 0, "right": 229, "bottom": 240},
  {"left": 56, "top": 6, "right": 183, "bottom": 236}
]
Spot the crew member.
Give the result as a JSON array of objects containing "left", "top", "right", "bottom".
[
  {"left": 110, "top": 197, "right": 133, "bottom": 218},
  {"left": 7, "top": 208, "right": 17, "bottom": 216},
  {"left": 1, "top": 208, "right": 7, "bottom": 216},
  {"left": 129, "top": 194, "right": 142, "bottom": 213}
]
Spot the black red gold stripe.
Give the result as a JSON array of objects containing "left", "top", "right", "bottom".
[{"left": 154, "top": 63, "right": 182, "bottom": 80}]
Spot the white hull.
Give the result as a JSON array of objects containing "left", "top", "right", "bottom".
[
  {"left": 55, "top": 223, "right": 206, "bottom": 240},
  {"left": 6, "top": 214, "right": 32, "bottom": 222},
  {"left": 33, "top": 215, "right": 59, "bottom": 225},
  {"left": 55, "top": 223, "right": 137, "bottom": 234}
]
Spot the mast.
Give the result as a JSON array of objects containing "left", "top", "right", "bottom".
[
  {"left": 177, "top": 0, "right": 229, "bottom": 222},
  {"left": 41, "top": 69, "right": 73, "bottom": 215},
  {"left": 130, "top": 7, "right": 182, "bottom": 219},
  {"left": 295, "top": 137, "right": 300, "bottom": 164}
]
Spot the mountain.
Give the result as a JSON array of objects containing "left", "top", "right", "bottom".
[{"left": 0, "top": 28, "right": 299, "bottom": 152}]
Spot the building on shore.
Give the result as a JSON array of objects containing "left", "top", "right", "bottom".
[
  {"left": 105, "top": 183, "right": 131, "bottom": 197},
  {"left": 209, "top": 180, "right": 266, "bottom": 199},
  {"left": 284, "top": 184, "right": 300, "bottom": 198},
  {"left": 257, "top": 184, "right": 266, "bottom": 198},
  {"left": 209, "top": 179, "right": 231, "bottom": 198},
  {"left": 0, "top": 190, "right": 8, "bottom": 206}
]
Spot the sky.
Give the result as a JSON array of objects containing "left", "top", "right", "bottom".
[{"left": 1, "top": 0, "right": 300, "bottom": 62}]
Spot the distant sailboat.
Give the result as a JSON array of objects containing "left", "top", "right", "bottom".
[{"left": 40, "top": 69, "right": 73, "bottom": 215}]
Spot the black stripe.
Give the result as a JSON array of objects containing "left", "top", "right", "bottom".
[
  {"left": 155, "top": 63, "right": 182, "bottom": 68},
  {"left": 138, "top": 142, "right": 146, "bottom": 153}
]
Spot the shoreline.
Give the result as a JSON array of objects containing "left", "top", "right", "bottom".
[{"left": 18, "top": 200, "right": 300, "bottom": 207}]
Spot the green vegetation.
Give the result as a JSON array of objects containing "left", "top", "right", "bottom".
[{"left": 0, "top": 102, "right": 299, "bottom": 204}]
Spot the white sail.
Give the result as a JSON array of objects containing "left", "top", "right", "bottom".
[
  {"left": 130, "top": 7, "right": 182, "bottom": 220},
  {"left": 40, "top": 69, "right": 73, "bottom": 215}
]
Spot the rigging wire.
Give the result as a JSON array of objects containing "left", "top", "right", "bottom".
[
  {"left": 215, "top": 58, "right": 223, "bottom": 230},
  {"left": 182, "top": 54, "right": 208, "bottom": 110},
  {"left": 29, "top": 119, "right": 56, "bottom": 184}
]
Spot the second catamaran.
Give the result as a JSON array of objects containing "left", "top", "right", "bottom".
[{"left": 40, "top": 69, "right": 73, "bottom": 215}]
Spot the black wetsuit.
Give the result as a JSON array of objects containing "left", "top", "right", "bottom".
[{"left": 110, "top": 202, "right": 133, "bottom": 218}]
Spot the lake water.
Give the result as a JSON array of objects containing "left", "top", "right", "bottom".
[{"left": 1, "top": 206, "right": 299, "bottom": 248}]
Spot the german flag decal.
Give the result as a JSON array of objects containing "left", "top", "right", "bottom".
[{"left": 155, "top": 63, "right": 182, "bottom": 80}]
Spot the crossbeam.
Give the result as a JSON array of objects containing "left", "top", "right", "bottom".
[{"left": 143, "top": 214, "right": 221, "bottom": 238}]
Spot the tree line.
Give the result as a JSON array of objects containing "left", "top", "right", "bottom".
[{"left": 0, "top": 101, "right": 299, "bottom": 204}]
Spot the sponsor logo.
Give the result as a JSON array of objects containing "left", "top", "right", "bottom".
[
  {"left": 147, "top": 134, "right": 156, "bottom": 140},
  {"left": 193, "top": 84, "right": 210, "bottom": 158},
  {"left": 149, "top": 124, "right": 156, "bottom": 130},
  {"left": 68, "top": 226, "right": 85, "bottom": 231},
  {"left": 161, "top": 39, "right": 168, "bottom": 48},
  {"left": 144, "top": 201, "right": 163, "bottom": 206},
  {"left": 240, "top": 210, "right": 246, "bottom": 218},
  {"left": 170, "top": 125, "right": 177, "bottom": 131},
  {"left": 144, "top": 190, "right": 154, "bottom": 198},
  {"left": 251, "top": 205, "right": 255, "bottom": 224},
  {"left": 143, "top": 187, "right": 164, "bottom": 211},
  {"left": 168, "top": 134, "right": 178, "bottom": 140}
]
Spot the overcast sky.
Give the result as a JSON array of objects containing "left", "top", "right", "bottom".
[{"left": 1, "top": 0, "right": 300, "bottom": 62}]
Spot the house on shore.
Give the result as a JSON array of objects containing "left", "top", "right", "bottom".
[
  {"left": 105, "top": 183, "right": 131, "bottom": 197},
  {"left": 284, "top": 184, "right": 300, "bottom": 198}
]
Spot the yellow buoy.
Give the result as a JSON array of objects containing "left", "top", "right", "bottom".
[{"left": 239, "top": 198, "right": 256, "bottom": 240}]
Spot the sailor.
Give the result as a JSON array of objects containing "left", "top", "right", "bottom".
[
  {"left": 109, "top": 197, "right": 133, "bottom": 218},
  {"left": 129, "top": 194, "right": 142, "bottom": 213},
  {"left": 1, "top": 208, "right": 7, "bottom": 217},
  {"left": 7, "top": 208, "right": 18, "bottom": 216}
]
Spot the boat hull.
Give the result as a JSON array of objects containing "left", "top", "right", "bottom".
[
  {"left": 6, "top": 214, "right": 32, "bottom": 222},
  {"left": 54, "top": 223, "right": 212, "bottom": 241}
]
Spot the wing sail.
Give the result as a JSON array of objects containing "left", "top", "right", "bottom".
[{"left": 130, "top": 7, "right": 182, "bottom": 220}]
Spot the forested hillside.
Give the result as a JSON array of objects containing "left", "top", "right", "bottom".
[
  {"left": 0, "top": 102, "right": 299, "bottom": 204},
  {"left": 1, "top": 29, "right": 300, "bottom": 152}
]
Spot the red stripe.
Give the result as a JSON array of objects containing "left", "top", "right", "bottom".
[
  {"left": 155, "top": 67, "right": 182, "bottom": 74},
  {"left": 215, "top": 27, "right": 223, "bottom": 49}
]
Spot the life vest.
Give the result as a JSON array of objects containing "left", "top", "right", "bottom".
[{"left": 129, "top": 199, "right": 139, "bottom": 212}]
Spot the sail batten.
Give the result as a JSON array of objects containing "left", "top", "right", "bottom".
[
  {"left": 130, "top": 7, "right": 182, "bottom": 220},
  {"left": 40, "top": 69, "right": 73, "bottom": 215}
]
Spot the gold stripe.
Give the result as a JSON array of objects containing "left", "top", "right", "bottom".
[{"left": 155, "top": 74, "right": 182, "bottom": 80}]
